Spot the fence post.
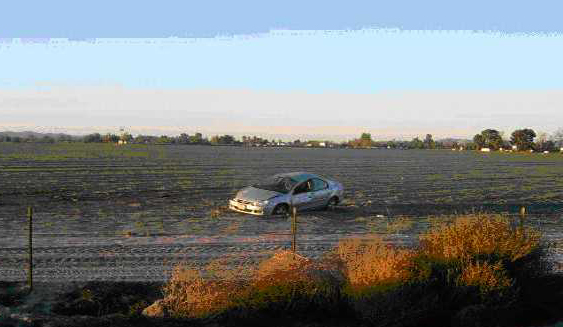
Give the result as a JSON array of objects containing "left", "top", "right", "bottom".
[
  {"left": 291, "top": 207, "right": 297, "bottom": 254},
  {"left": 519, "top": 206, "right": 526, "bottom": 229},
  {"left": 27, "top": 206, "right": 33, "bottom": 292}
]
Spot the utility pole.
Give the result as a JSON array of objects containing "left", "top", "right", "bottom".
[
  {"left": 291, "top": 207, "right": 297, "bottom": 254},
  {"left": 27, "top": 206, "right": 33, "bottom": 292}
]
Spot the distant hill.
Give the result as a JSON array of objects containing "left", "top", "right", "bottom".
[{"left": 0, "top": 131, "right": 81, "bottom": 140}]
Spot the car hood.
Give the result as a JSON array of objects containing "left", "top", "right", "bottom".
[{"left": 237, "top": 186, "right": 283, "bottom": 201}]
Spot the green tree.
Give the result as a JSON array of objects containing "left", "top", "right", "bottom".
[
  {"left": 190, "top": 132, "right": 203, "bottom": 144},
  {"left": 157, "top": 135, "right": 171, "bottom": 144},
  {"left": 120, "top": 132, "right": 133, "bottom": 142},
  {"left": 551, "top": 128, "right": 563, "bottom": 148},
  {"left": 510, "top": 129, "right": 536, "bottom": 151},
  {"left": 41, "top": 135, "right": 55, "bottom": 143},
  {"left": 424, "top": 134, "right": 435, "bottom": 149},
  {"left": 83, "top": 133, "right": 102, "bottom": 143},
  {"left": 177, "top": 133, "right": 190, "bottom": 144},
  {"left": 410, "top": 137, "right": 424, "bottom": 149},
  {"left": 360, "top": 132, "right": 372, "bottom": 147},
  {"left": 474, "top": 129, "right": 503, "bottom": 150},
  {"left": 219, "top": 135, "right": 236, "bottom": 144}
]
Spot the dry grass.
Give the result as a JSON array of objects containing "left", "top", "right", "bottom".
[
  {"left": 457, "top": 261, "right": 513, "bottom": 295},
  {"left": 162, "top": 214, "right": 552, "bottom": 326},
  {"left": 420, "top": 214, "right": 541, "bottom": 262},
  {"left": 334, "top": 237, "right": 414, "bottom": 289},
  {"left": 385, "top": 216, "right": 415, "bottom": 234},
  {"left": 236, "top": 250, "right": 344, "bottom": 316},
  {"left": 253, "top": 250, "right": 312, "bottom": 283},
  {"left": 162, "top": 266, "right": 243, "bottom": 318},
  {"left": 163, "top": 250, "right": 344, "bottom": 319}
]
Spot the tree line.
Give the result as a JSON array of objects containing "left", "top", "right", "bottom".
[
  {"left": 1, "top": 129, "right": 562, "bottom": 151},
  {"left": 471, "top": 128, "right": 563, "bottom": 152},
  {"left": 346, "top": 128, "right": 563, "bottom": 152}
]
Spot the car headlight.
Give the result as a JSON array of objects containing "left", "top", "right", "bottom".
[{"left": 257, "top": 200, "right": 269, "bottom": 206}]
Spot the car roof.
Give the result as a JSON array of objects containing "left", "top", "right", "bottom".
[{"left": 275, "top": 172, "right": 321, "bottom": 183}]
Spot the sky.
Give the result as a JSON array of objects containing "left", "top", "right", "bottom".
[{"left": 1, "top": 1, "right": 563, "bottom": 140}]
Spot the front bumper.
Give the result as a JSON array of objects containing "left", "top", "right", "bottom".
[{"left": 229, "top": 199, "right": 265, "bottom": 216}]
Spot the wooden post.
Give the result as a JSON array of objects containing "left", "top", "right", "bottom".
[
  {"left": 27, "top": 206, "right": 33, "bottom": 292},
  {"left": 519, "top": 206, "right": 526, "bottom": 228},
  {"left": 291, "top": 207, "right": 297, "bottom": 254}
]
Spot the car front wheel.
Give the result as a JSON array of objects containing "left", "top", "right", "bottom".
[
  {"left": 325, "top": 197, "right": 339, "bottom": 210},
  {"left": 273, "top": 204, "right": 290, "bottom": 216}
]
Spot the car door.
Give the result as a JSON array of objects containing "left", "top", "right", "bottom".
[
  {"left": 291, "top": 180, "right": 314, "bottom": 211},
  {"left": 310, "top": 178, "right": 331, "bottom": 208}
]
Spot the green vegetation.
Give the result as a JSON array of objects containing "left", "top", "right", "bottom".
[
  {"left": 511, "top": 129, "right": 537, "bottom": 151},
  {"left": 473, "top": 129, "right": 504, "bottom": 150}
]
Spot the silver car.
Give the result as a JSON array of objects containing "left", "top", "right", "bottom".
[{"left": 229, "top": 172, "right": 344, "bottom": 216}]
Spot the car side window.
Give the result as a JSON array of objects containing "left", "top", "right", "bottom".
[
  {"left": 293, "top": 180, "right": 312, "bottom": 194},
  {"left": 311, "top": 178, "right": 328, "bottom": 191}
]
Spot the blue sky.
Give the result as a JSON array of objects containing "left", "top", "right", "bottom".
[
  {"left": 1, "top": 1, "right": 562, "bottom": 139},
  {"left": 2, "top": 30, "right": 562, "bottom": 92},
  {"left": 3, "top": 0, "right": 563, "bottom": 37}
]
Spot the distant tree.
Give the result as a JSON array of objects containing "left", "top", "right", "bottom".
[
  {"left": 0, "top": 135, "right": 5, "bottom": 142},
  {"left": 177, "top": 133, "right": 190, "bottom": 144},
  {"left": 120, "top": 132, "right": 133, "bottom": 143},
  {"left": 553, "top": 128, "right": 563, "bottom": 147},
  {"left": 537, "top": 140, "right": 557, "bottom": 152},
  {"left": 473, "top": 129, "right": 503, "bottom": 150},
  {"left": 308, "top": 140, "right": 320, "bottom": 147},
  {"left": 535, "top": 132, "right": 556, "bottom": 152},
  {"left": 133, "top": 134, "right": 154, "bottom": 144},
  {"left": 12, "top": 136, "right": 21, "bottom": 143},
  {"left": 482, "top": 129, "right": 503, "bottom": 150},
  {"left": 102, "top": 133, "right": 119, "bottom": 143},
  {"left": 474, "top": 132, "right": 486, "bottom": 149},
  {"left": 424, "top": 134, "right": 435, "bottom": 149},
  {"left": 5, "top": 136, "right": 11, "bottom": 142},
  {"left": 358, "top": 132, "right": 372, "bottom": 147},
  {"left": 41, "top": 135, "right": 55, "bottom": 143},
  {"left": 57, "top": 134, "right": 73, "bottom": 142},
  {"left": 219, "top": 135, "right": 236, "bottom": 145},
  {"left": 83, "top": 133, "right": 101, "bottom": 143},
  {"left": 190, "top": 132, "right": 203, "bottom": 144},
  {"left": 410, "top": 137, "right": 424, "bottom": 149},
  {"left": 511, "top": 129, "right": 536, "bottom": 151},
  {"left": 157, "top": 135, "right": 171, "bottom": 144}
]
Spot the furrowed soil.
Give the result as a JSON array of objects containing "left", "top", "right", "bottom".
[{"left": 1, "top": 143, "right": 562, "bottom": 281}]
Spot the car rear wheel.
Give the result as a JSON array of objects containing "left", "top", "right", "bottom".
[
  {"left": 273, "top": 204, "right": 290, "bottom": 216},
  {"left": 325, "top": 197, "right": 339, "bottom": 210}
]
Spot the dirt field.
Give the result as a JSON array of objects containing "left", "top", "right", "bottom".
[{"left": 1, "top": 143, "right": 562, "bottom": 281}]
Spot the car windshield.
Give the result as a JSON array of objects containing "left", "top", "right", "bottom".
[{"left": 253, "top": 176, "right": 298, "bottom": 194}]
